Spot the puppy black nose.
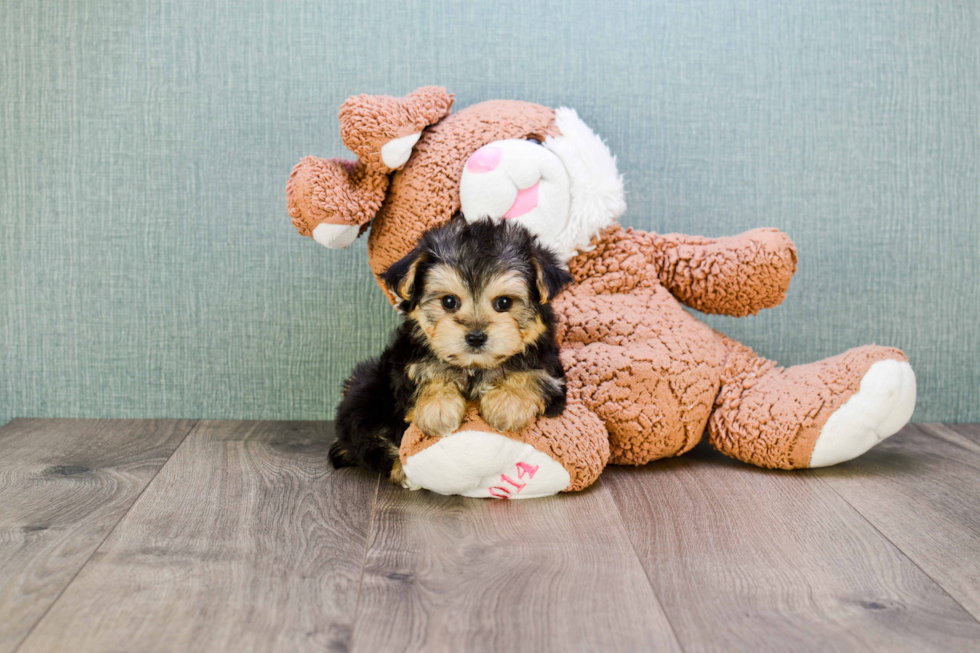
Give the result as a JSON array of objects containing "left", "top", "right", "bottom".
[{"left": 465, "top": 331, "right": 488, "bottom": 348}]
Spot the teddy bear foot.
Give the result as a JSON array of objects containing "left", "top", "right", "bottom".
[
  {"left": 809, "top": 359, "right": 917, "bottom": 467},
  {"left": 402, "top": 429, "right": 571, "bottom": 499},
  {"left": 399, "top": 404, "right": 610, "bottom": 498}
]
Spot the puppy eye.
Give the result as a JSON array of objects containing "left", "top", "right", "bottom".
[
  {"left": 441, "top": 295, "right": 460, "bottom": 311},
  {"left": 526, "top": 137, "right": 542, "bottom": 145},
  {"left": 492, "top": 296, "right": 513, "bottom": 312}
]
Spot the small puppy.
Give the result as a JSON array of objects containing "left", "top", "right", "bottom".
[{"left": 330, "top": 215, "right": 573, "bottom": 485}]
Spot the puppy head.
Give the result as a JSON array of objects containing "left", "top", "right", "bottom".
[{"left": 383, "top": 216, "right": 572, "bottom": 368}]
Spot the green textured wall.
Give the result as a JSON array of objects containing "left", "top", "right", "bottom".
[{"left": 2, "top": 0, "right": 978, "bottom": 424}]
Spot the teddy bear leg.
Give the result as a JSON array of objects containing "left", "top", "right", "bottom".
[
  {"left": 562, "top": 341, "right": 721, "bottom": 465},
  {"left": 399, "top": 403, "right": 609, "bottom": 498},
  {"left": 709, "top": 336, "right": 916, "bottom": 469}
]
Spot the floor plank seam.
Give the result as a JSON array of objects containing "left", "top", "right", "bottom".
[
  {"left": 811, "top": 469, "right": 980, "bottom": 625},
  {"left": 345, "top": 473, "right": 381, "bottom": 653},
  {"left": 918, "top": 423, "right": 980, "bottom": 456},
  {"left": 10, "top": 419, "right": 201, "bottom": 653},
  {"left": 598, "top": 475, "right": 688, "bottom": 653}
]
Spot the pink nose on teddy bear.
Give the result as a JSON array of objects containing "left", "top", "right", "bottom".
[{"left": 466, "top": 146, "right": 503, "bottom": 173}]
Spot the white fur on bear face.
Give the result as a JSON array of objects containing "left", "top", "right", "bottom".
[
  {"left": 459, "top": 108, "right": 626, "bottom": 261},
  {"left": 459, "top": 139, "right": 571, "bottom": 245}
]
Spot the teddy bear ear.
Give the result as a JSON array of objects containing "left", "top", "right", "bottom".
[{"left": 339, "top": 86, "right": 454, "bottom": 173}]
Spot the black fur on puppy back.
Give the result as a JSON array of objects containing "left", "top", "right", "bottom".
[
  {"left": 382, "top": 214, "right": 574, "bottom": 313},
  {"left": 331, "top": 357, "right": 407, "bottom": 476}
]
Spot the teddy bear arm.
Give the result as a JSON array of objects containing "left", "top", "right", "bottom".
[
  {"left": 640, "top": 228, "right": 798, "bottom": 316},
  {"left": 286, "top": 156, "right": 389, "bottom": 247}
]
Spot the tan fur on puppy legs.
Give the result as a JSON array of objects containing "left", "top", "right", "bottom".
[
  {"left": 412, "top": 379, "right": 467, "bottom": 437},
  {"left": 479, "top": 370, "right": 551, "bottom": 433},
  {"left": 389, "top": 459, "right": 421, "bottom": 490}
]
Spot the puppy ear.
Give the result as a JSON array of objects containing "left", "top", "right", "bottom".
[
  {"left": 531, "top": 246, "right": 574, "bottom": 304},
  {"left": 382, "top": 247, "right": 426, "bottom": 302}
]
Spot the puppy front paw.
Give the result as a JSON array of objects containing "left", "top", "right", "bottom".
[
  {"left": 413, "top": 388, "right": 466, "bottom": 438},
  {"left": 479, "top": 386, "right": 543, "bottom": 433}
]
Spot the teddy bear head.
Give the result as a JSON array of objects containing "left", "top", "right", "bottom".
[{"left": 287, "top": 86, "right": 626, "bottom": 302}]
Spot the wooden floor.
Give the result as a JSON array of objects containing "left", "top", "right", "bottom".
[{"left": 1, "top": 420, "right": 979, "bottom": 652}]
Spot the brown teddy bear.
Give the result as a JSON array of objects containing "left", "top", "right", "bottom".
[{"left": 287, "top": 86, "right": 917, "bottom": 499}]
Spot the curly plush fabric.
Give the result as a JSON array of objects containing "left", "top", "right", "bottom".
[
  {"left": 286, "top": 157, "right": 388, "bottom": 234},
  {"left": 285, "top": 88, "right": 916, "bottom": 496},
  {"left": 649, "top": 228, "right": 798, "bottom": 317},
  {"left": 561, "top": 225, "right": 798, "bottom": 314},
  {"left": 557, "top": 288, "right": 722, "bottom": 465},
  {"left": 340, "top": 86, "right": 454, "bottom": 174},
  {"left": 709, "top": 338, "right": 909, "bottom": 468}
]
